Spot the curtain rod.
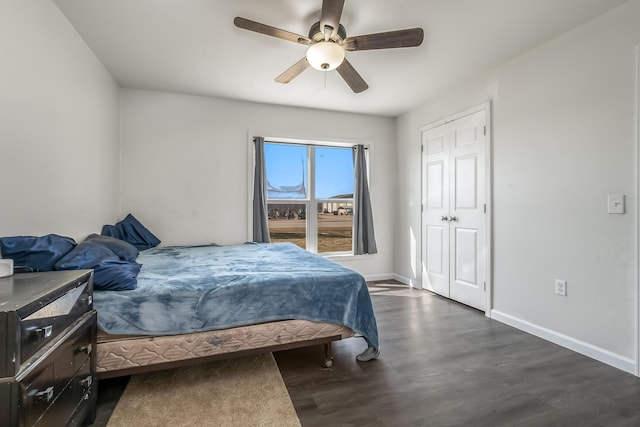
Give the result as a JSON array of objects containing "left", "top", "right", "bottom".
[{"left": 258, "top": 136, "right": 369, "bottom": 149}]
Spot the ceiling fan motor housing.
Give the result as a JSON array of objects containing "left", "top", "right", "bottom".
[{"left": 309, "top": 21, "right": 347, "bottom": 43}]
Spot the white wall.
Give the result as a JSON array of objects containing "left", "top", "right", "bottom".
[
  {"left": 396, "top": 0, "right": 640, "bottom": 370},
  {"left": 119, "top": 89, "right": 396, "bottom": 277},
  {"left": 0, "top": 0, "right": 120, "bottom": 242}
]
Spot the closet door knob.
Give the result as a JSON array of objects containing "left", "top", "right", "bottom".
[
  {"left": 448, "top": 216, "right": 458, "bottom": 222},
  {"left": 441, "top": 216, "right": 449, "bottom": 221}
]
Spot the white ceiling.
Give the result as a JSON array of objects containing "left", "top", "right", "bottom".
[{"left": 53, "top": 0, "right": 626, "bottom": 117}]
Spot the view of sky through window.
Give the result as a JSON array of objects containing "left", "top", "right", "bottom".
[
  {"left": 264, "top": 143, "right": 353, "bottom": 199},
  {"left": 265, "top": 144, "right": 308, "bottom": 199},
  {"left": 315, "top": 146, "right": 354, "bottom": 199}
]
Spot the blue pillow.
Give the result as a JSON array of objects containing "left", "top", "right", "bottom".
[
  {"left": 55, "top": 239, "right": 119, "bottom": 271},
  {"left": 55, "top": 238, "right": 141, "bottom": 291},
  {"left": 101, "top": 214, "right": 161, "bottom": 250},
  {"left": 101, "top": 225, "right": 119, "bottom": 240},
  {"left": 0, "top": 234, "right": 76, "bottom": 272},
  {"left": 84, "top": 234, "right": 139, "bottom": 262},
  {"left": 92, "top": 259, "right": 141, "bottom": 291}
]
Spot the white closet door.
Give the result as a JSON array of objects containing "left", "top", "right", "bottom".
[
  {"left": 421, "top": 124, "right": 450, "bottom": 297},
  {"left": 422, "top": 110, "right": 487, "bottom": 311},
  {"left": 448, "top": 111, "right": 486, "bottom": 310}
]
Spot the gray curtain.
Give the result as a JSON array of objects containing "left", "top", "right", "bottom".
[
  {"left": 252, "top": 136, "right": 271, "bottom": 243},
  {"left": 353, "top": 145, "right": 377, "bottom": 254}
]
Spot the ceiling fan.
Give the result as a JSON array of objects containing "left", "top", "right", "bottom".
[{"left": 234, "top": 0, "right": 424, "bottom": 93}]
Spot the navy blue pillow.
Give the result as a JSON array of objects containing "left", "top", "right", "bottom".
[
  {"left": 92, "top": 259, "right": 141, "bottom": 291},
  {"left": 101, "top": 214, "right": 161, "bottom": 250},
  {"left": 55, "top": 239, "right": 141, "bottom": 291},
  {"left": 0, "top": 234, "right": 76, "bottom": 272},
  {"left": 101, "top": 225, "right": 119, "bottom": 240},
  {"left": 55, "top": 239, "right": 118, "bottom": 271},
  {"left": 84, "top": 234, "right": 139, "bottom": 262}
]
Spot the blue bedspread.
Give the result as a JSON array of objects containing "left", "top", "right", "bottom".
[{"left": 93, "top": 243, "right": 379, "bottom": 349}]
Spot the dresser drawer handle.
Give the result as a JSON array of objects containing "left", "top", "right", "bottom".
[
  {"left": 80, "top": 375, "right": 93, "bottom": 388},
  {"left": 34, "top": 325, "right": 53, "bottom": 338},
  {"left": 76, "top": 344, "right": 92, "bottom": 355},
  {"left": 34, "top": 386, "right": 54, "bottom": 403}
]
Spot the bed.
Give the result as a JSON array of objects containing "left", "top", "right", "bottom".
[{"left": 93, "top": 242, "right": 379, "bottom": 379}]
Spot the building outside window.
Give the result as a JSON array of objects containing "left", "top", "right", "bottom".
[{"left": 264, "top": 141, "right": 354, "bottom": 254}]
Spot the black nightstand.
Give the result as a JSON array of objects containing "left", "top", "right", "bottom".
[{"left": 0, "top": 270, "right": 97, "bottom": 426}]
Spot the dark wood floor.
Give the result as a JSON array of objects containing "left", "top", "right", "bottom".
[
  {"left": 275, "top": 282, "right": 640, "bottom": 427},
  {"left": 94, "top": 281, "right": 640, "bottom": 426}
]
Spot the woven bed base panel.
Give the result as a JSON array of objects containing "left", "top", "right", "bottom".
[{"left": 97, "top": 320, "right": 353, "bottom": 374}]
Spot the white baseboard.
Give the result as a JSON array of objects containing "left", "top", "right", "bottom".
[
  {"left": 363, "top": 273, "right": 395, "bottom": 282},
  {"left": 491, "top": 310, "right": 636, "bottom": 374},
  {"left": 392, "top": 273, "right": 420, "bottom": 288},
  {"left": 364, "top": 273, "right": 420, "bottom": 286}
]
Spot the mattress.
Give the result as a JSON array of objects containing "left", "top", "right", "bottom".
[
  {"left": 96, "top": 320, "right": 353, "bottom": 374},
  {"left": 93, "top": 243, "right": 378, "bottom": 350}
]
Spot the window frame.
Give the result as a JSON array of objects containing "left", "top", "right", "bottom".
[{"left": 260, "top": 137, "right": 356, "bottom": 257}]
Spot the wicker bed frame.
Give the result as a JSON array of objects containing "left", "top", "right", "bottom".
[{"left": 96, "top": 319, "right": 354, "bottom": 379}]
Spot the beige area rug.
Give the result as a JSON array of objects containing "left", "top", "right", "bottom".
[{"left": 107, "top": 353, "right": 301, "bottom": 427}]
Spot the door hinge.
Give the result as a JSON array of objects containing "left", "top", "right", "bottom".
[
  {"left": 483, "top": 282, "right": 486, "bottom": 291},
  {"left": 483, "top": 126, "right": 486, "bottom": 136},
  {"left": 483, "top": 203, "right": 486, "bottom": 213},
  {"left": 421, "top": 145, "right": 424, "bottom": 153},
  {"left": 421, "top": 204, "right": 424, "bottom": 213}
]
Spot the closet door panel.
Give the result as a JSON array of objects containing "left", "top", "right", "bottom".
[
  {"left": 421, "top": 124, "right": 450, "bottom": 297},
  {"left": 449, "top": 110, "right": 486, "bottom": 310}
]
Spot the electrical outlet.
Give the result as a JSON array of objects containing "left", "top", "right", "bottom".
[{"left": 555, "top": 279, "right": 567, "bottom": 296}]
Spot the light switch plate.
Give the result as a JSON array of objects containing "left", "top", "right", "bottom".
[{"left": 607, "top": 194, "right": 625, "bottom": 214}]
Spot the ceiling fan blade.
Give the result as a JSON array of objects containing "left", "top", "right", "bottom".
[
  {"left": 275, "top": 58, "right": 310, "bottom": 84},
  {"left": 320, "top": 0, "right": 345, "bottom": 40},
  {"left": 234, "top": 17, "right": 312, "bottom": 45},
  {"left": 343, "top": 28, "right": 424, "bottom": 51},
  {"left": 336, "top": 59, "right": 368, "bottom": 93}
]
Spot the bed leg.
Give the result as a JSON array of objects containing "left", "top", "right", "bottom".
[{"left": 322, "top": 342, "right": 334, "bottom": 368}]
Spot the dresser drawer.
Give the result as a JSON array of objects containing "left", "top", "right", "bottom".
[
  {"left": 19, "top": 280, "right": 92, "bottom": 367},
  {"left": 29, "top": 358, "right": 93, "bottom": 427},
  {"left": 1, "top": 271, "right": 96, "bottom": 427},
  {"left": 17, "top": 311, "right": 96, "bottom": 427}
]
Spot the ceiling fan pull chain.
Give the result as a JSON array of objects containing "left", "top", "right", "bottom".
[{"left": 324, "top": 71, "right": 327, "bottom": 89}]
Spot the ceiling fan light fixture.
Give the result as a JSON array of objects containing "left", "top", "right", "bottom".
[{"left": 306, "top": 41, "right": 345, "bottom": 71}]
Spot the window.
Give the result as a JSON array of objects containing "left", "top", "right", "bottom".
[{"left": 264, "top": 141, "right": 354, "bottom": 254}]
